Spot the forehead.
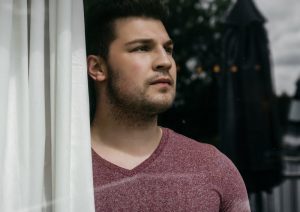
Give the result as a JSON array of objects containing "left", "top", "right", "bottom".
[{"left": 112, "top": 17, "right": 171, "bottom": 43}]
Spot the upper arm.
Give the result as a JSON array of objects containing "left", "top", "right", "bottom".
[{"left": 211, "top": 147, "right": 251, "bottom": 212}]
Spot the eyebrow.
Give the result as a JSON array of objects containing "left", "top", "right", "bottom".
[{"left": 125, "top": 38, "right": 173, "bottom": 46}]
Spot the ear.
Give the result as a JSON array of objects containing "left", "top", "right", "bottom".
[{"left": 87, "top": 55, "right": 108, "bottom": 82}]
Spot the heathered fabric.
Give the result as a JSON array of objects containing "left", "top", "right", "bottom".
[{"left": 92, "top": 128, "right": 250, "bottom": 212}]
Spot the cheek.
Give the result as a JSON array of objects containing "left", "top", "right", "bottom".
[
  {"left": 121, "top": 61, "right": 150, "bottom": 86},
  {"left": 171, "top": 61, "right": 177, "bottom": 79},
  {"left": 123, "top": 63, "right": 145, "bottom": 83},
  {"left": 114, "top": 64, "right": 145, "bottom": 90},
  {"left": 129, "top": 58, "right": 150, "bottom": 74}
]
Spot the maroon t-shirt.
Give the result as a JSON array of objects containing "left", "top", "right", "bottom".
[{"left": 92, "top": 128, "right": 250, "bottom": 212}]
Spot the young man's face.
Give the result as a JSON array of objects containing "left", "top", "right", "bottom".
[{"left": 104, "top": 17, "right": 177, "bottom": 115}]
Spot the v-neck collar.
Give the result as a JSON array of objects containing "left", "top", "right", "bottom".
[{"left": 92, "top": 127, "right": 169, "bottom": 176}]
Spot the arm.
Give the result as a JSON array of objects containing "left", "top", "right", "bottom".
[{"left": 212, "top": 147, "right": 251, "bottom": 212}]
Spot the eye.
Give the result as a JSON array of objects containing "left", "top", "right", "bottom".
[
  {"left": 165, "top": 46, "right": 174, "bottom": 55},
  {"left": 131, "top": 45, "right": 150, "bottom": 52}
]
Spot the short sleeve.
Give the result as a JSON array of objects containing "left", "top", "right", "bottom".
[{"left": 211, "top": 147, "right": 251, "bottom": 212}]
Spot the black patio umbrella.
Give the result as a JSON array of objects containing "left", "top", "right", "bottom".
[{"left": 218, "top": 0, "right": 282, "bottom": 192}]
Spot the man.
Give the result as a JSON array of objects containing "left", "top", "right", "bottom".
[{"left": 85, "top": 0, "right": 250, "bottom": 211}]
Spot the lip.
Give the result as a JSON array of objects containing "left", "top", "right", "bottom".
[{"left": 150, "top": 78, "right": 172, "bottom": 85}]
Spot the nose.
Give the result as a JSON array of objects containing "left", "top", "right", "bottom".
[{"left": 152, "top": 47, "right": 172, "bottom": 72}]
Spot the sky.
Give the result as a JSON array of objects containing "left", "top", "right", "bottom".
[{"left": 254, "top": 0, "right": 300, "bottom": 96}]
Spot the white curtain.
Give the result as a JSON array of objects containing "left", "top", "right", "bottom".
[{"left": 0, "top": 0, "right": 95, "bottom": 211}]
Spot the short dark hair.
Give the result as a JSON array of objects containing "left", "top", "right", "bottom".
[{"left": 84, "top": 0, "right": 169, "bottom": 59}]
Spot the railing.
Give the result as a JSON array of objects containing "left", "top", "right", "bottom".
[{"left": 249, "top": 156, "right": 300, "bottom": 212}]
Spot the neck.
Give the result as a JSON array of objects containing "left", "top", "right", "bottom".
[
  {"left": 91, "top": 102, "right": 162, "bottom": 156},
  {"left": 106, "top": 101, "right": 158, "bottom": 128}
]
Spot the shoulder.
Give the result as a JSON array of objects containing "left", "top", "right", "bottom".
[
  {"left": 164, "top": 128, "right": 243, "bottom": 176},
  {"left": 162, "top": 128, "right": 250, "bottom": 211},
  {"left": 163, "top": 127, "right": 227, "bottom": 163},
  {"left": 161, "top": 127, "right": 242, "bottom": 177}
]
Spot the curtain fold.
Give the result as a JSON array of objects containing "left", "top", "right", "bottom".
[
  {"left": 0, "top": 0, "right": 95, "bottom": 211},
  {"left": 29, "top": 0, "right": 46, "bottom": 210}
]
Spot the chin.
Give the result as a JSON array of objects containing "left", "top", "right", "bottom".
[{"left": 146, "top": 98, "right": 174, "bottom": 114}]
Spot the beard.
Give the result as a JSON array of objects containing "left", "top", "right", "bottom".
[{"left": 105, "top": 63, "right": 175, "bottom": 123}]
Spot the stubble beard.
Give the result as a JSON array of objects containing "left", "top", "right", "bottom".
[{"left": 106, "top": 65, "right": 175, "bottom": 125}]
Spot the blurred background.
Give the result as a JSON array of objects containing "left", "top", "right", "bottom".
[{"left": 157, "top": 0, "right": 300, "bottom": 211}]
